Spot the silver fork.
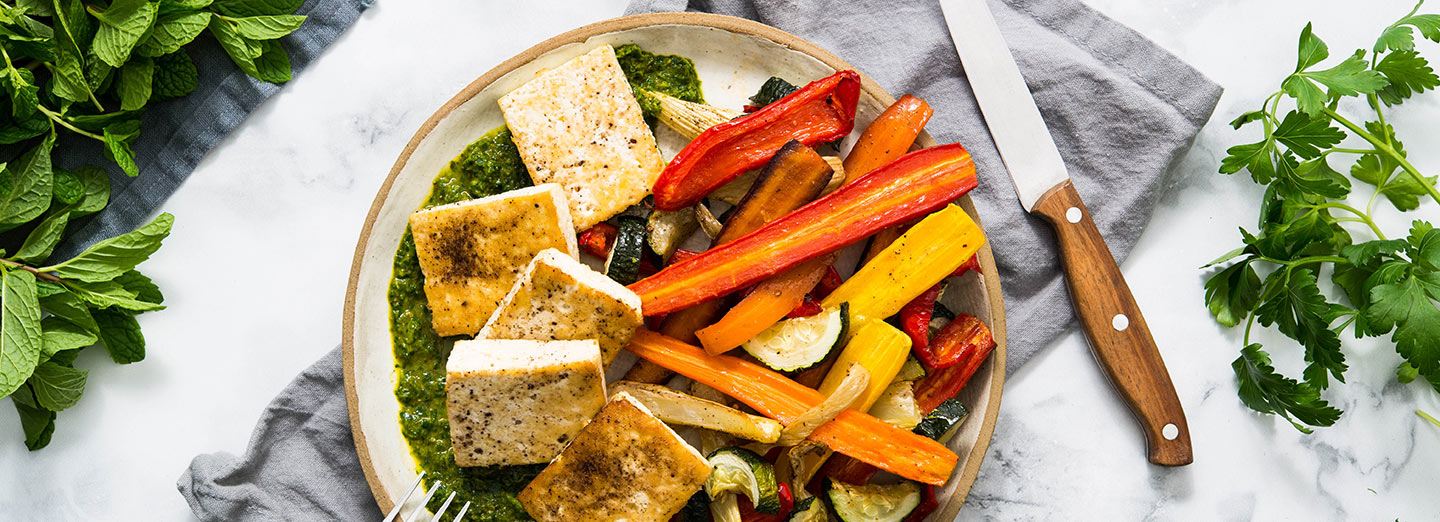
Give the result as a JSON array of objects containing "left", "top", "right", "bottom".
[{"left": 382, "top": 472, "right": 472, "bottom": 522}]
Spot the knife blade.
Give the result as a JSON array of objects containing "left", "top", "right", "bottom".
[{"left": 939, "top": 0, "right": 1193, "bottom": 466}]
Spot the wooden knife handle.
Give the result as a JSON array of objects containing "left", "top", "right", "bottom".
[{"left": 1031, "top": 180, "right": 1193, "bottom": 466}]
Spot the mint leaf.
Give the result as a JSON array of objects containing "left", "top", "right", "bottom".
[
  {"left": 64, "top": 279, "right": 165, "bottom": 312},
  {"left": 0, "top": 66, "right": 39, "bottom": 119},
  {"left": 137, "top": 11, "right": 211, "bottom": 57},
  {"left": 1256, "top": 269, "right": 1347, "bottom": 388},
  {"left": 209, "top": 15, "right": 262, "bottom": 72},
  {"left": 49, "top": 0, "right": 97, "bottom": 106},
  {"left": 219, "top": 14, "right": 303, "bottom": 40},
  {"left": 1366, "top": 273, "right": 1440, "bottom": 374},
  {"left": 94, "top": 308, "right": 143, "bottom": 364},
  {"left": 1205, "top": 259, "right": 1261, "bottom": 328},
  {"left": 152, "top": 51, "right": 198, "bottom": 99},
  {"left": 11, "top": 385, "right": 55, "bottom": 450},
  {"left": 91, "top": 0, "right": 161, "bottom": 68},
  {"left": 14, "top": 205, "right": 72, "bottom": 264},
  {"left": 114, "top": 270, "right": 162, "bottom": 304},
  {"left": 51, "top": 169, "right": 84, "bottom": 207},
  {"left": 1272, "top": 110, "right": 1345, "bottom": 159},
  {"left": 116, "top": 56, "right": 154, "bottom": 111},
  {"left": 1375, "top": 50, "right": 1439, "bottom": 105},
  {"left": 1233, "top": 343, "right": 1342, "bottom": 432},
  {"left": 102, "top": 120, "right": 141, "bottom": 176},
  {"left": 69, "top": 166, "right": 109, "bottom": 217},
  {"left": 249, "top": 39, "right": 291, "bottom": 83},
  {"left": 158, "top": 0, "right": 212, "bottom": 15},
  {"left": 0, "top": 133, "right": 54, "bottom": 230},
  {"left": 41, "top": 212, "right": 172, "bottom": 282},
  {"left": 0, "top": 269, "right": 42, "bottom": 398},
  {"left": 39, "top": 292, "right": 99, "bottom": 334},
  {"left": 41, "top": 317, "right": 98, "bottom": 356},
  {"left": 29, "top": 361, "right": 86, "bottom": 411},
  {"left": 209, "top": 0, "right": 303, "bottom": 17}
]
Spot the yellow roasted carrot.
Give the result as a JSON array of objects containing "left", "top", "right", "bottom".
[
  {"left": 816, "top": 319, "right": 911, "bottom": 412},
  {"left": 821, "top": 205, "right": 985, "bottom": 320}
]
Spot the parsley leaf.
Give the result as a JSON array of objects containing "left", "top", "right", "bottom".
[
  {"left": 1256, "top": 268, "right": 1348, "bottom": 388},
  {"left": 1376, "top": 50, "right": 1440, "bottom": 104},
  {"left": 1205, "top": 258, "right": 1262, "bottom": 328},
  {"left": 1273, "top": 110, "right": 1345, "bottom": 159},
  {"left": 1233, "top": 344, "right": 1342, "bottom": 432}
]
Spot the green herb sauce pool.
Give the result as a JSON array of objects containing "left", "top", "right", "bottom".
[{"left": 386, "top": 45, "right": 701, "bottom": 520}]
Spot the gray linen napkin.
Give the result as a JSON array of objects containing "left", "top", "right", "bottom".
[
  {"left": 51, "top": 0, "right": 372, "bottom": 260},
  {"left": 178, "top": 0, "right": 1220, "bottom": 519}
]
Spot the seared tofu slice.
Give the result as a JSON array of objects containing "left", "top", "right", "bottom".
[
  {"left": 518, "top": 392, "right": 711, "bottom": 521},
  {"left": 478, "top": 248, "right": 643, "bottom": 366},
  {"left": 445, "top": 339, "right": 606, "bottom": 467},
  {"left": 499, "top": 45, "right": 665, "bottom": 230},
  {"left": 409, "top": 184, "right": 578, "bottom": 336}
]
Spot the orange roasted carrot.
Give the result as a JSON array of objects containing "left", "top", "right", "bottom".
[
  {"left": 843, "top": 94, "right": 933, "bottom": 183},
  {"left": 695, "top": 256, "right": 829, "bottom": 355},
  {"left": 689, "top": 95, "right": 936, "bottom": 353},
  {"left": 807, "top": 410, "right": 956, "bottom": 486},
  {"left": 625, "top": 330, "right": 958, "bottom": 485}
]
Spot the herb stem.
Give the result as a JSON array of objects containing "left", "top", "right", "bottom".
[
  {"left": 36, "top": 105, "right": 103, "bottom": 141},
  {"left": 1301, "top": 202, "right": 1387, "bottom": 239},
  {"left": 1243, "top": 312, "right": 1257, "bottom": 346},
  {"left": 1258, "top": 255, "right": 1348, "bottom": 267},
  {"left": 1421, "top": 410, "right": 1440, "bottom": 429},
  {"left": 1324, "top": 147, "right": 1377, "bottom": 155},
  {"left": 1325, "top": 107, "right": 1440, "bottom": 205},
  {"left": 0, "top": 259, "right": 63, "bottom": 283}
]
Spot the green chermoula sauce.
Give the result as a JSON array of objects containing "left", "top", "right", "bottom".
[{"left": 387, "top": 45, "right": 701, "bottom": 520}]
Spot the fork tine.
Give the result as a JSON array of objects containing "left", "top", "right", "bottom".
[
  {"left": 382, "top": 472, "right": 426, "bottom": 522},
  {"left": 430, "top": 492, "right": 458, "bottom": 521},
  {"left": 402, "top": 482, "right": 441, "bottom": 522},
  {"left": 452, "top": 501, "right": 471, "bottom": 521}
]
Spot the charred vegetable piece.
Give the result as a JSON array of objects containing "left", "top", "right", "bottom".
[
  {"left": 913, "top": 316, "right": 996, "bottom": 413},
  {"left": 632, "top": 144, "right": 979, "bottom": 316},
  {"left": 894, "top": 356, "right": 927, "bottom": 382},
  {"left": 609, "top": 381, "right": 783, "bottom": 443},
  {"left": 749, "top": 76, "right": 799, "bottom": 110},
  {"left": 605, "top": 215, "right": 648, "bottom": 284},
  {"left": 578, "top": 222, "right": 618, "bottom": 259},
  {"left": 920, "top": 312, "right": 993, "bottom": 370},
  {"left": 868, "top": 381, "right": 923, "bottom": 430},
  {"left": 652, "top": 71, "right": 861, "bottom": 210},
  {"left": 786, "top": 293, "right": 824, "bottom": 319},
  {"left": 898, "top": 283, "right": 945, "bottom": 357},
  {"left": 648, "top": 207, "right": 700, "bottom": 260},
  {"left": 902, "top": 485, "right": 940, "bottom": 522},
  {"left": 646, "top": 89, "right": 740, "bottom": 139},
  {"left": 912, "top": 397, "right": 970, "bottom": 442},
  {"left": 787, "top": 496, "right": 827, "bottom": 522}
]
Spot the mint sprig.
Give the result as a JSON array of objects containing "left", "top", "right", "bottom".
[{"left": 1210, "top": 0, "right": 1440, "bottom": 431}]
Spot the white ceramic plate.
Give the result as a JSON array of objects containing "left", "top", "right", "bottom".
[{"left": 343, "top": 13, "right": 1007, "bottom": 521}]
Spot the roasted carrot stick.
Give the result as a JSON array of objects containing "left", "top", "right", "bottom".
[
  {"left": 691, "top": 95, "right": 936, "bottom": 354},
  {"left": 625, "top": 330, "right": 958, "bottom": 485}
]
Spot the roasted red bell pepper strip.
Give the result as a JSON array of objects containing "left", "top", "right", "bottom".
[
  {"left": 630, "top": 143, "right": 978, "bottom": 315},
  {"left": 814, "top": 265, "right": 843, "bottom": 300},
  {"left": 952, "top": 253, "right": 982, "bottom": 277},
  {"left": 898, "top": 283, "right": 944, "bottom": 358},
  {"left": 903, "top": 485, "right": 940, "bottom": 522},
  {"left": 919, "top": 313, "right": 993, "bottom": 371},
  {"left": 785, "top": 293, "right": 823, "bottom": 318},
  {"left": 577, "top": 223, "right": 617, "bottom": 259},
  {"left": 914, "top": 315, "right": 996, "bottom": 412},
  {"left": 652, "top": 71, "right": 862, "bottom": 210}
]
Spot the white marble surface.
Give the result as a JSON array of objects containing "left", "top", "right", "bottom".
[{"left": 0, "top": 0, "right": 1437, "bottom": 519}]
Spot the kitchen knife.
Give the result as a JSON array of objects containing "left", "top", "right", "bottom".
[{"left": 939, "top": 0, "right": 1193, "bottom": 466}]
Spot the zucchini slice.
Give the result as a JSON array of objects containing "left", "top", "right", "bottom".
[
  {"left": 867, "top": 381, "right": 923, "bottom": 430},
  {"left": 706, "top": 447, "right": 782, "bottom": 514},
  {"left": 742, "top": 304, "right": 849, "bottom": 372},
  {"left": 827, "top": 479, "right": 922, "bottom": 522},
  {"left": 605, "top": 215, "right": 647, "bottom": 284},
  {"left": 787, "top": 496, "right": 828, "bottom": 522},
  {"left": 894, "top": 356, "right": 926, "bottom": 382},
  {"left": 912, "top": 398, "right": 970, "bottom": 443}
]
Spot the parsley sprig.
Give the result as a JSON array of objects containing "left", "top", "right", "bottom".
[{"left": 1210, "top": 0, "right": 1440, "bottom": 432}]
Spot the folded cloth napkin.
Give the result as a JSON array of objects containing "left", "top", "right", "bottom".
[{"left": 178, "top": 0, "right": 1220, "bottom": 519}]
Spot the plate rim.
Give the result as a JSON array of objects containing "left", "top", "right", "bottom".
[{"left": 342, "top": 11, "right": 1008, "bottom": 520}]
